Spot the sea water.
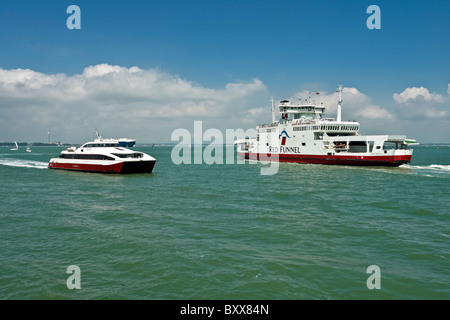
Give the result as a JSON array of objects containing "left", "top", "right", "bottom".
[{"left": 0, "top": 145, "right": 449, "bottom": 299}]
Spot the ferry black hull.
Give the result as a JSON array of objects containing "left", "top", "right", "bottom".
[
  {"left": 48, "top": 160, "right": 156, "bottom": 174},
  {"left": 238, "top": 152, "right": 411, "bottom": 167}
]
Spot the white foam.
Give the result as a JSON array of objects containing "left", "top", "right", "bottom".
[
  {"left": 400, "top": 164, "right": 450, "bottom": 173},
  {"left": 428, "top": 164, "right": 450, "bottom": 171},
  {"left": 400, "top": 164, "right": 450, "bottom": 176},
  {"left": 0, "top": 158, "right": 48, "bottom": 169}
]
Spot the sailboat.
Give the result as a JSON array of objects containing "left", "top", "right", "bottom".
[{"left": 10, "top": 141, "right": 18, "bottom": 151}]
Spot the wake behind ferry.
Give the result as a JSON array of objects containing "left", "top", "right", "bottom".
[
  {"left": 48, "top": 140, "right": 156, "bottom": 174},
  {"left": 237, "top": 84, "right": 418, "bottom": 166}
]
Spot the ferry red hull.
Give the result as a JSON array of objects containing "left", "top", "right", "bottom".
[
  {"left": 48, "top": 160, "right": 156, "bottom": 174},
  {"left": 238, "top": 152, "right": 411, "bottom": 167}
]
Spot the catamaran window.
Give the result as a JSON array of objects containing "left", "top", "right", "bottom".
[
  {"left": 60, "top": 154, "right": 115, "bottom": 160},
  {"left": 83, "top": 143, "right": 120, "bottom": 147},
  {"left": 112, "top": 153, "right": 144, "bottom": 158}
]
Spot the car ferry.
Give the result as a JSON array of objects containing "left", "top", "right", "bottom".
[
  {"left": 93, "top": 128, "right": 136, "bottom": 147},
  {"left": 236, "top": 84, "right": 418, "bottom": 166}
]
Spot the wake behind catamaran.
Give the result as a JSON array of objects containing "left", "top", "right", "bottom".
[{"left": 237, "top": 84, "right": 418, "bottom": 166}]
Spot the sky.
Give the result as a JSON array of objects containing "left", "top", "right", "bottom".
[{"left": 0, "top": 0, "right": 449, "bottom": 144}]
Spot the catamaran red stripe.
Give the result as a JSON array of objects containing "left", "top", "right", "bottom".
[{"left": 48, "top": 162, "right": 123, "bottom": 173}]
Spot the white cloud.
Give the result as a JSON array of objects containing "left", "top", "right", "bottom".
[
  {"left": 0, "top": 64, "right": 267, "bottom": 142},
  {"left": 392, "top": 86, "right": 448, "bottom": 119},
  {"left": 246, "top": 107, "right": 267, "bottom": 117},
  {"left": 393, "top": 86, "right": 443, "bottom": 104},
  {"left": 293, "top": 86, "right": 394, "bottom": 120},
  {"left": 355, "top": 105, "right": 395, "bottom": 120}
]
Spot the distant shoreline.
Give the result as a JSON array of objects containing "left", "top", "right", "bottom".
[{"left": 0, "top": 142, "right": 67, "bottom": 147}]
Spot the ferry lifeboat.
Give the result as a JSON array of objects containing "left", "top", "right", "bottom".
[{"left": 48, "top": 141, "right": 156, "bottom": 174}]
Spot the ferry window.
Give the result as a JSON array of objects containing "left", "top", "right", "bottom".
[
  {"left": 348, "top": 141, "right": 367, "bottom": 153},
  {"left": 302, "top": 143, "right": 306, "bottom": 146}
]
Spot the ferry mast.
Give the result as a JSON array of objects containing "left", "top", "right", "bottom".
[{"left": 336, "top": 83, "right": 343, "bottom": 123}]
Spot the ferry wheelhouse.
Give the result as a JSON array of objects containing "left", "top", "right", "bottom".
[
  {"left": 48, "top": 141, "right": 156, "bottom": 174},
  {"left": 237, "top": 84, "right": 418, "bottom": 166}
]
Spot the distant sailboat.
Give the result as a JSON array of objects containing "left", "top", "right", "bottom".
[
  {"left": 10, "top": 141, "right": 18, "bottom": 151},
  {"left": 26, "top": 146, "right": 31, "bottom": 152}
]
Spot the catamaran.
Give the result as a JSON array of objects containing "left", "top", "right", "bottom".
[{"left": 48, "top": 140, "right": 156, "bottom": 174}]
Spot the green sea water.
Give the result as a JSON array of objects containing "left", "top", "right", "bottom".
[{"left": 0, "top": 145, "right": 449, "bottom": 300}]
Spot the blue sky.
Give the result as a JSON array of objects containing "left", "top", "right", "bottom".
[{"left": 0, "top": 0, "right": 449, "bottom": 143}]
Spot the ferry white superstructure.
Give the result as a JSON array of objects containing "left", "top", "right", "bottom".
[
  {"left": 93, "top": 129, "right": 136, "bottom": 147},
  {"left": 237, "top": 84, "right": 418, "bottom": 166}
]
